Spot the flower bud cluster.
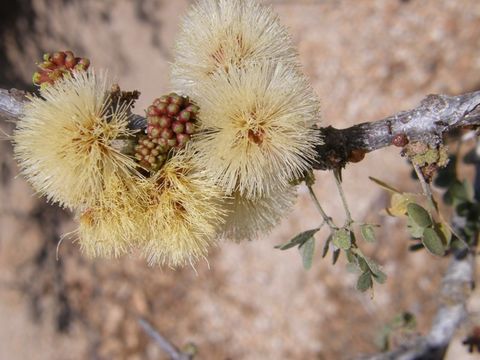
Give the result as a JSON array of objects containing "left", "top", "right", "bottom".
[
  {"left": 134, "top": 93, "right": 198, "bottom": 171},
  {"left": 32, "top": 51, "right": 90, "bottom": 88}
]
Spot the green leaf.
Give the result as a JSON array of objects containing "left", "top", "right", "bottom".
[
  {"left": 422, "top": 228, "right": 446, "bottom": 256},
  {"left": 409, "top": 243, "right": 424, "bottom": 252},
  {"left": 407, "top": 203, "right": 432, "bottom": 228},
  {"left": 463, "top": 179, "right": 474, "bottom": 202},
  {"left": 357, "top": 256, "right": 369, "bottom": 272},
  {"left": 332, "top": 249, "right": 341, "bottom": 265},
  {"left": 275, "top": 228, "right": 320, "bottom": 250},
  {"left": 299, "top": 237, "right": 315, "bottom": 270},
  {"left": 346, "top": 263, "right": 360, "bottom": 273},
  {"left": 369, "top": 176, "right": 401, "bottom": 193},
  {"left": 445, "top": 180, "right": 470, "bottom": 206},
  {"left": 373, "top": 271, "right": 387, "bottom": 284},
  {"left": 463, "top": 148, "right": 477, "bottom": 164},
  {"left": 322, "top": 234, "right": 332, "bottom": 258},
  {"left": 434, "top": 155, "right": 456, "bottom": 188},
  {"left": 360, "top": 224, "right": 377, "bottom": 243},
  {"left": 387, "top": 193, "right": 415, "bottom": 217},
  {"left": 435, "top": 222, "right": 452, "bottom": 246},
  {"left": 357, "top": 271, "right": 373, "bottom": 292},
  {"left": 332, "top": 229, "right": 352, "bottom": 250},
  {"left": 371, "top": 268, "right": 387, "bottom": 284},
  {"left": 364, "top": 257, "right": 382, "bottom": 276},
  {"left": 406, "top": 217, "right": 425, "bottom": 238},
  {"left": 345, "top": 249, "right": 357, "bottom": 264}
]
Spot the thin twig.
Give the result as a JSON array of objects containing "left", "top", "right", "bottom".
[
  {"left": 307, "top": 185, "right": 336, "bottom": 229},
  {"left": 412, "top": 161, "right": 468, "bottom": 249},
  {"left": 412, "top": 162, "right": 437, "bottom": 215},
  {"left": 138, "top": 318, "right": 193, "bottom": 360},
  {"left": 333, "top": 169, "right": 353, "bottom": 227}
]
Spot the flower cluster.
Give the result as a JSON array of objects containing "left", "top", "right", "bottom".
[
  {"left": 33, "top": 51, "right": 90, "bottom": 89},
  {"left": 134, "top": 93, "right": 198, "bottom": 171},
  {"left": 15, "top": 68, "right": 138, "bottom": 209},
  {"left": 13, "top": 0, "right": 321, "bottom": 266},
  {"left": 172, "top": 0, "right": 321, "bottom": 241},
  {"left": 16, "top": 65, "right": 224, "bottom": 267}
]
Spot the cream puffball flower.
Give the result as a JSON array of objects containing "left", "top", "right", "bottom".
[
  {"left": 171, "top": 0, "right": 298, "bottom": 92},
  {"left": 13, "top": 69, "right": 138, "bottom": 209},
  {"left": 191, "top": 61, "right": 320, "bottom": 199},
  {"left": 221, "top": 185, "right": 297, "bottom": 242},
  {"left": 76, "top": 175, "right": 145, "bottom": 258},
  {"left": 140, "top": 151, "right": 227, "bottom": 267}
]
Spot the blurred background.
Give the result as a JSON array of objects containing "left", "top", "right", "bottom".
[{"left": 1, "top": 0, "right": 480, "bottom": 359}]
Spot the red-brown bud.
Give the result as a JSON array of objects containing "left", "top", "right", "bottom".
[
  {"left": 158, "top": 115, "right": 171, "bottom": 128},
  {"left": 52, "top": 51, "right": 66, "bottom": 65},
  {"left": 185, "top": 122, "right": 195, "bottom": 135},
  {"left": 177, "top": 133, "right": 190, "bottom": 147},
  {"left": 167, "top": 103, "right": 180, "bottom": 116},
  {"left": 32, "top": 50, "right": 91, "bottom": 88},
  {"left": 392, "top": 134, "right": 409, "bottom": 147},
  {"left": 172, "top": 121, "right": 185, "bottom": 134},
  {"left": 178, "top": 110, "right": 191, "bottom": 123},
  {"left": 134, "top": 93, "right": 199, "bottom": 172}
]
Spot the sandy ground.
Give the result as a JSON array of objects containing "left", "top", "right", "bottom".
[{"left": 1, "top": 0, "right": 480, "bottom": 359}]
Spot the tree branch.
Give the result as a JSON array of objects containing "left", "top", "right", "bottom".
[
  {"left": 3, "top": 88, "right": 480, "bottom": 171},
  {"left": 312, "top": 91, "right": 480, "bottom": 170},
  {"left": 366, "top": 249, "right": 475, "bottom": 360},
  {"left": 0, "top": 88, "right": 27, "bottom": 120}
]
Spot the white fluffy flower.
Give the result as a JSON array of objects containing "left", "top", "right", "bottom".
[
  {"left": 190, "top": 61, "right": 320, "bottom": 198},
  {"left": 221, "top": 185, "right": 298, "bottom": 241},
  {"left": 13, "top": 69, "right": 138, "bottom": 209},
  {"left": 171, "top": 0, "right": 299, "bottom": 92}
]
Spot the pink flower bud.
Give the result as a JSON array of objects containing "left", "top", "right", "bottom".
[
  {"left": 172, "top": 121, "right": 185, "bottom": 134},
  {"left": 65, "top": 54, "right": 76, "bottom": 69},
  {"left": 158, "top": 115, "right": 171, "bottom": 128},
  {"left": 185, "top": 122, "right": 195, "bottom": 134},
  {"left": 178, "top": 110, "right": 191, "bottom": 123},
  {"left": 167, "top": 138, "right": 178, "bottom": 147},
  {"left": 147, "top": 105, "right": 158, "bottom": 117},
  {"left": 161, "top": 128, "right": 174, "bottom": 139},
  {"left": 52, "top": 52, "right": 66, "bottom": 66},
  {"left": 167, "top": 103, "right": 180, "bottom": 116},
  {"left": 149, "top": 126, "right": 160, "bottom": 138},
  {"left": 156, "top": 102, "right": 168, "bottom": 114},
  {"left": 177, "top": 133, "right": 190, "bottom": 147}
]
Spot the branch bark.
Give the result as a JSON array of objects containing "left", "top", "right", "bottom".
[
  {"left": 0, "top": 88, "right": 27, "bottom": 120},
  {"left": 312, "top": 91, "right": 480, "bottom": 170}
]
